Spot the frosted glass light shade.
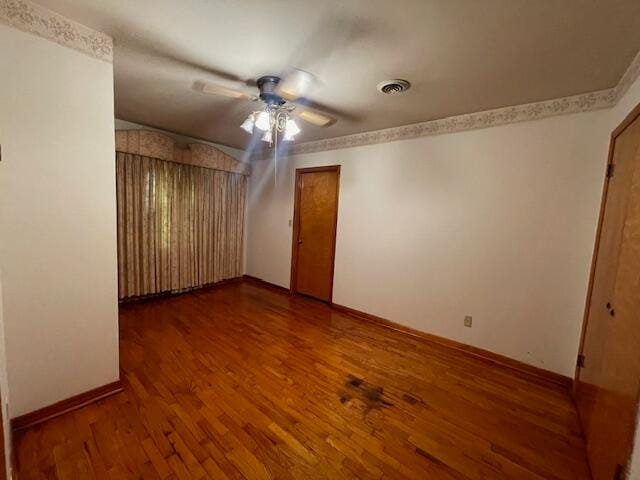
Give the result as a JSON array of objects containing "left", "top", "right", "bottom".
[
  {"left": 254, "top": 111, "right": 271, "bottom": 131},
  {"left": 240, "top": 113, "right": 255, "bottom": 134}
]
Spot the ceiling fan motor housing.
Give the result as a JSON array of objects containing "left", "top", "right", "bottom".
[{"left": 257, "top": 75, "right": 285, "bottom": 105}]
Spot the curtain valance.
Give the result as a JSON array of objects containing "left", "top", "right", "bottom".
[{"left": 115, "top": 129, "right": 251, "bottom": 176}]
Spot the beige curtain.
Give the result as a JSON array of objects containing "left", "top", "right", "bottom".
[{"left": 116, "top": 152, "right": 246, "bottom": 299}]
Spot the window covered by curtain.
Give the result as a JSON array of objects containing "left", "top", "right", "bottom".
[{"left": 116, "top": 152, "right": 246, "bottom": 299}]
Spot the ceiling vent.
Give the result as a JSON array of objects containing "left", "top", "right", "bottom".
[{"left": 377, "top": 79, "right": 411, "bottom": 95}]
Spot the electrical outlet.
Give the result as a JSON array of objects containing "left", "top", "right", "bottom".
[{"left": 464, "top": 315, "right": 472, "bottom": 327}]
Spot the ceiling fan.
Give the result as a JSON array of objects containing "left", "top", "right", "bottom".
[{"left": 193, "top": 69, "right": 335, "bottom": 145}]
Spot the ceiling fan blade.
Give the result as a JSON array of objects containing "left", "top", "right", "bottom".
[
  {"left": 193, "top": 80, "right": 253, "bottom": 100},
  {"left": 276, "top": 69, "right": 319, "bottom": 100},
  {"left": 296, "top": 107, "right": 336, "bottom": 127}
]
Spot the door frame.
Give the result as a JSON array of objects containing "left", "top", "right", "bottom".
[
  {"left": 289, "top": 165, "right": 341, "bottom": 303},
  {"left": 574, "top": 100, "right": 640, "bottom": 391},
  {"left": 0, "top": 387, "right": 5, "bottom": 480}
]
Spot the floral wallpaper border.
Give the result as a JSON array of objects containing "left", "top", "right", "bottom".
[
  {"left": 0, "top": 0, "right": 113, "bottom": 62},
  {"left": 614, "top": 49, "right": 640, "bottom": 101},
  {"left": 287, "top": 49, "right": 640, "bottom": 157},
  {"left": 287, "top": 88, "right": 616, "bottom": 156}
]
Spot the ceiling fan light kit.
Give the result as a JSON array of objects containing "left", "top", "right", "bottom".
[
  {"left": 254, "top": 110, "right": 272, "bottom": 131},
  {"left": 193, "top": 70, "right": 336, "bottom": 147},
  {"left": 284, "top": 118, "right": 301, "bottom": 137},
  {"left": 240, "top": 113, "right": 256, "bottom": 134},
  {"left": 238, "top": 76, "right": 304, "bottom": 145},
  {"left": 241, "top": 107, "right": 299, "bottom": 144}
]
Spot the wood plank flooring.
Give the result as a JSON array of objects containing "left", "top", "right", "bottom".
[{"left": 14, "top": 282, "right": 591, "bottom": 479}]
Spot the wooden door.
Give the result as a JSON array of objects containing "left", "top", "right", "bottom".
[
  {"left": 291, "top": 166, "right": 340, "bottom": 302},
  {"left": 0, "top": 388, "right": 5, "bottom": 480},
  {"left": 576, "top": 104, "right": 640, "bottom": 480}
]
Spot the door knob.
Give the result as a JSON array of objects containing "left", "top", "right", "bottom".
[{"left": 298, "top": 239, "right": 303, "bottom": 244}]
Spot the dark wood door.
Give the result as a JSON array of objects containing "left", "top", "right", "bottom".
[
  {"left": 291, "top": 166, "right": 340, "bottom": 302},
  {"left": 0, "top": 388, "right": 5, "bottom": 480},
  {"left": 576, "top": 105, "right": 640, "bottom": 480}
]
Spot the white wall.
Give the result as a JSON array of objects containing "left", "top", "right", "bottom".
[
  {"left": 247, "top": 109, "right": 612, "bottom": 378},
  {"left": 0, "top": 25, "right": 120, "bottom": 417},
  {"left": 246, "top": 71, "right": 640, "bottom": 474}
]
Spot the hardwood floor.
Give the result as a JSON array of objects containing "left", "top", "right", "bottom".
[{"left": 14, "top": 282, "right": 590, "bottom": 479}]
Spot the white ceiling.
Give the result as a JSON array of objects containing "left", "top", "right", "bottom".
[{"left": 35, "top": 0, "right": 640, "bottom": 149}]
